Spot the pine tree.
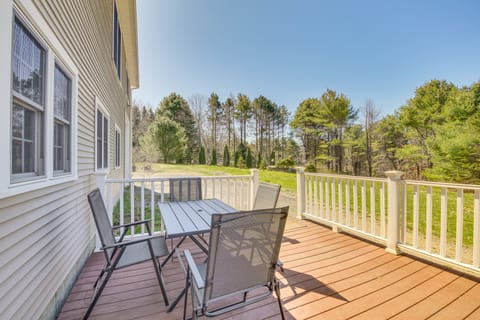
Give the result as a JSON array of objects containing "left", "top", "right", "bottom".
[
  {"left": 211, "top": 148, "right": 217, "bottom": 165},
  {"left": 246, "top": 148, "right": 253, "bottom": 168},
  {"left": 223, "top": 145, "right": 230, "bottom": 166},
  {"left": 199, "top": 146, "right": 206, "bottom": 164}
]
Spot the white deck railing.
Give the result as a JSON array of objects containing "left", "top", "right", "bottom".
[
  {"left": 93, "top": 170, "right": 258, "bottom": 247},
  {"left": 297, "top": 169, "right": 480, "bottom": 277}
]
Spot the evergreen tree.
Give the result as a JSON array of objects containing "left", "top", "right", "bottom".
[
  {"left": 199, "top": 146, "right": 206, "bottom": 164},
  {"left": 211, "top": 148, "right": 217, "bottom": 165},
  {"left": 223, "top": 145, "right": 230, "bottom": 166},
  {"left": 246, "top": 148, "right": 253, "bottom": 168}
]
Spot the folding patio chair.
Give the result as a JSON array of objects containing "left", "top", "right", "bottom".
[
  {"left": 252, "top": 182, "right": 281, "bottom": 209},
  {"left": 169, "top": 177, "right": 202, "bottom": 202},
  {"left": 181, "top": 207, "right": 289, "bottom": 319},
  {"left": 84, "top": 188, "right": 170, "bottom": 319}
]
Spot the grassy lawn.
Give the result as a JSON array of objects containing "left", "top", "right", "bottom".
[{"left": 137, "top": 163, "right": 298, "bottom": 193}]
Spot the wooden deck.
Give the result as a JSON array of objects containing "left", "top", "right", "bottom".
[{"left": 58, "top": 219, "right": 480, "bottom": 319}]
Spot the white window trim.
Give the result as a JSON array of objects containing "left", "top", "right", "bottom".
[
  {"left": 114, "top": 124, "right": 121, "bottom": 169},
  {"left": 0, "top": 3, "right": 78, "bottom": 199},
  {"left": 95, "top": 97, "right": 110, "bottom": 173}
]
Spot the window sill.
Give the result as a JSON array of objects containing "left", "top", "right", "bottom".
[{"left": 1, "top": 174, "right": 78, "bottom": 199}]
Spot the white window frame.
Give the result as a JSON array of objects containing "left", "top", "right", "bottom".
[
  {"left": 53, "top": 61, "right": 73, "bottom": 177},
  {"left": 115, "top": 124, "right": 121, "bottom": 169},
  {"left": 0, "top": 5, "right": 78, "bottom": 199},
  {"left": 95, "top": 97, "right": 110, "bottom": 172}
]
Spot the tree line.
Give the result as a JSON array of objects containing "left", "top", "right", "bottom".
[
  {"left": 292, "top": 79, "right": 480, "bottom": 183},
  {"left": 133, "top": 79, "right": 480, "bottom": 183},
  {"left": 132, "top": 92, "right": 300, "bottom": 169}
]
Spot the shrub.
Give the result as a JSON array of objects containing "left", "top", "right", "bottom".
[
  {"left": 276, "top": 157, "right": 295, "bottom": 169},
  {"left": 305, "top": 162, "right": 317, "bottom": 172}
]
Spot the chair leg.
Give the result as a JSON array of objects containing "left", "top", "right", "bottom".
[
  {"left": 83, "top": 267, "right": 114, "bottom": 320},
  {"left": 274, "top": 279, "right": 285, "bottom": 320},
  {"left": 183, "top": 269, "right": 190, "bottom": 320}
]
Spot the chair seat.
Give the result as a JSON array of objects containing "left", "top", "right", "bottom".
[{"left": 117, "top": 236, "right": 169, "bottom": 268}]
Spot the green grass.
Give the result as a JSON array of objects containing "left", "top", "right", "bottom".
[{"left": 138, "top": 163, "right": 298, "bottom": 193}]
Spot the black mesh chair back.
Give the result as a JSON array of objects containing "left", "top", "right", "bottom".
[
  {"left": 87, "top": 188, "right": 116, "bottom": 257},
  {"left": 169, "top": 177, "right": 202, "bottom": 202},
  {"left": 253, "top": 182, "right": 281, "bottom": 209}
]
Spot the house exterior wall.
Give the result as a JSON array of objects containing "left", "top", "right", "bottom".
[{"left": 0, "top": 0, "right": 137, "bottom": 319}]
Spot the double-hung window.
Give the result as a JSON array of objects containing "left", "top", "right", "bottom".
[
  {"left": 113, "top": 3, "right": 121, "bottom": 79},
  {"left": 53, "top": 64, "right": 72, "bottom": 175},
  {"left": 11, "top": 16, "right": 46, "bottom": 182},
  {"left": 96, "top": 105, "right": 109, "bottom": 170}
]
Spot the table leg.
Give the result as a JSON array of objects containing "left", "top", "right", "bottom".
[{"left": 161, "top": 236, "right": 187, "bottom": 267}]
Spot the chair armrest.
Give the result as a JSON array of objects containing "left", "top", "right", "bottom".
[
  {"left": 112, "top": 219, "right": 152, "bottom": 229},
  {"left": 184, "top": 249, "right": 205, "bottom": 289},
  {"left": 101, "top": 234, "right": 160, "bottom": 250}
]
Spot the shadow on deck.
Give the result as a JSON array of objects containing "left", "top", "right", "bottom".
[{"left": 58, "top": 219, "right": 480, "bottom": 319}]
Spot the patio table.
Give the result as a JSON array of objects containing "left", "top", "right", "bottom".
[{"left": 158, "top": 198, "right": 237, "bottom": 311}]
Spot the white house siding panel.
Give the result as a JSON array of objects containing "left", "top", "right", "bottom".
[{"left": 0, "top": 0, "right": 133, "bottom": 319}]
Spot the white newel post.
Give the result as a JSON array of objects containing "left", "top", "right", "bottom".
[
  {"left": 385, "top": 170, "right": 404, "bottom": 255},
  {"left": 296, "top": 167, "right": 305, "bottom": 219},
  {"left": 250, "top": 169, "right": 259, "bottom": 209}
]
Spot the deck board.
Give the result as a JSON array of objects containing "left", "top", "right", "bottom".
[{"left": 58, "top": 219, "right": 480, "bottom": 319}]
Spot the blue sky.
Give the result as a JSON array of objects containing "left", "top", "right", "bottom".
[{"left": 133, "top": 0, "right": 480, "bottom": 117}]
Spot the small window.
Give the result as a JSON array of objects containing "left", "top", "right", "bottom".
[
  {"left": 113, "top": 3, "right": 122, "bottom": 79},
  {"left": 96, "top": 108, "right": 109, "bottom": 170},
  {"left": 11, "top": 17, "right": 46, "bottom": 181},
  {"left": 53, "top": 64, "right": 72, "bottom": 175},
  {"left": 115, "top": 127, "right": 121, "bottom": 168}
]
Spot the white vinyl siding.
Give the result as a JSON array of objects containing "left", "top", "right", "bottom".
[{"left": 0, "top": 0, "right": 133, "bottom": 318}]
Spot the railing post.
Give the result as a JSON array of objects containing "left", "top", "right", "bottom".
[
  {"left": 296, "top": 167, "right": 305, "bottom": 220},
  {"left": 94, "top": 172, "right": 107, "bottom": 199},
  {"left": 385, "top": 171, "right": 404, "bottom": 255},
  {"left": 250, "top": 169, "right": 259, "bottom": 209}
]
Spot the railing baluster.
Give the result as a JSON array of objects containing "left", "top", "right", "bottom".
[
  {"left": 314, "top": 176, "right": 318, "bottom": 216},
  {"left": 151, "top": 181, "right": 155, "bottom": 233},
  {"left": 119, "top": 182, "right": 124, "bottom": 234},
  {"left": 319, "top": 176, "right": 324, "bottom": 218},
  {"left": 370, "top": 181, "right": 376, "bottom": 235},
  {"left": 426, "top": 186, "right": 432, "bottom": 252},
  {"left": 361, "top": 180, "right": 367, "bottom": 232},
  {"left": 380, "top": 182, "right": 385, "bottom": 238},
  {"left": 141, "top": 182, "right": 145, "bottom": 234},
  {"left": 353, "top": 180, "right": 358, "bottom": 229},
  {"left": 345, "top": 179, "right": 350, "bottom": 226},
  {"left": 338, "top": 178, "right": 343, "bottom": 224},
  {"left": 331, "top": 177, "right": 336, "bottom": 222},
  {"left": 474, "top": 190, "right": 480, "bottom": 268},
  {"left": 160, "top": 180, "right": 165, "bottom": 203},
  {"left": 325, "top": 177, "right": 330, "bottom": 220},
  {"left": 130, "top": 181, "right": 135, "bottom": 236},
  {"left": 440, "top": 187, "right": 447, "bottom": 257},
  {"left": 413, "top": 185, "right": 419, "bottom": 248},
  {"left": 456, "top": 189, "right": 464, "bottom": 262}
]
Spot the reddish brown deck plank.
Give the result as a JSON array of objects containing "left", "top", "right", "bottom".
[{"left": 57, "top": 219, "right": 480, "bottom": 320}]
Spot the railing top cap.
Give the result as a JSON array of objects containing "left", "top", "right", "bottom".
[{"left": 384, "top": 171, "right": 404, "bottom": 179}]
